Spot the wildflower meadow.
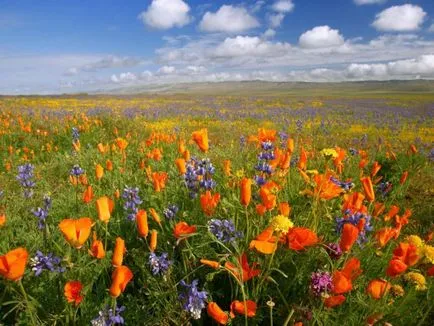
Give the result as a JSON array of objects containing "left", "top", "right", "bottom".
[{"left": 0, "top": 94, "right": 433, "bottom": 326}]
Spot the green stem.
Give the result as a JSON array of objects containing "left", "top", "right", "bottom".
[
  {"left": 18, "top": 280, "right": 37, "bottom": 326},
  {"left": 282, "top": 308, "right": 295, "bottom": 326}
]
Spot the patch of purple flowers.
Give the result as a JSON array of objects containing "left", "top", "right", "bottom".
[
  {"left": 17, "top": 163, "right": 35, "bottom": 198},
  {"left": 325, "top": 243, "right": 343, "bottom": 260},
  {"left": 330, "top": 176, "right": 354, "bottom": 192},
  {"left": 31, "top": 194, "right": 52, "bottom": 230},
  {"left": 208, "top": 219, "right": 243, "bottom": 244},
  {"left": 163, "top": 204, "right": 179, "bottom": 220},
  {"left": 70, "top": 164, "right": 85, "bottom": 177},
  {"left": 30, "top": 251, "right": 65, "bottom": 276},
  {"left": 91, "top": 305, "right": 126, "bottom": 326},
  {"left": 310, "top": 271, "right": 333, "bottom": 296},
  {"left": 183, "top": 158, "right": 216, "bottom": 198},
  {"left": 179, "top": 279, "right": 208, "bottom": 320},
  {"left": 336, "top": 210, "right": 373, "bottom": 245},
  {"left": 122, "top": 186, "right": 142, "bottom": 221},
  {"left": 149, "top": 252, "right": 172, "bottom": 276}
]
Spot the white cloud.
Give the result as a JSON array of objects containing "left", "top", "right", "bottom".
[
  {"left": 268, "top": 13, "right": 285, "bottom": 28},
  {"left": 138, "top": 0, "right": 191, "bottom": 30},
  {"left": 272, "top": 0, "right": 294, "bottom": 13},
  {"left": 158, "top": 65, "right": 176, "bottom": 74},
  {"left": 354, "top": 0, "right": 386, "bottom": 5},
  {"left": 263, "top": 28, "right": 276, "bottom": 39},
  {"left": 429, "top": 24, "right": 434, "bottom": 33},
  {"left": 110, "top": 72, "right": 138, "bottom": 83},
  {"left": 214, "top": 36, "right": 291, "bottom": 58},
  {"left": 199, "top": 5, "right": 259, "bottom": 33},
  {"left": 372, "top": 4, "right": 427, "bottom": 32},
  {"left": 299, "top": 26, "right": 345, "bottom": 49}
]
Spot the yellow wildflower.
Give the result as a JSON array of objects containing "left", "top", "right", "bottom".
[
  {"left": 404, "top": 272, "right": 427, "bottom": 291},
  {"left": 320, "top": 148, "right": 338, "bottom": 159},
  {"left": 270, "top": 215, "right": 294, "bottom": 233},
  {"left": 390, "top": 284, "right": 404, "bottom": 297},
  {"left": 422, "top": 245, "right": 434, "bottom": 264},
  {"left": 406, "top": 235, "right": 424, "bottom": 249}
]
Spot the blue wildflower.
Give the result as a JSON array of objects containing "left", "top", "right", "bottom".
[
  {"left": 149, "top": 252, "right": 172, "bottom": 276},
  {"left": 208, "top": 219, "right": 243, "bottom": 243},
  {"left": 179, "top": 279, "right": 208, "bottom": 320},
  {"left": 91, "top": 305, "right": 126, "bottom": 326},
  {"left": 17, "top": 163, "right": 35, "bottom": 198},
  {"left": 122, "top": 186, "right": 142, "bottom": 221},
  {"left": 163, "top": 204, "right": 179, "bottom": 220},
  {"left": 70, "top": 164, "right": 85, "bottom": 177},
  {"left": 336, "top": 211, "right": 373, "bottom": 245},
  {"left": 30, "top": 251, "right": 65, "bottom": 276}
]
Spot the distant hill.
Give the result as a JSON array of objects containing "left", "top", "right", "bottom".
[{"left": 91, "top": 80, "right": 434, "bottom": 97}]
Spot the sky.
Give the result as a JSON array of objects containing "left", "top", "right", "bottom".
[{"left": 1, "top": 0, "right": 434, "bottom": 94}]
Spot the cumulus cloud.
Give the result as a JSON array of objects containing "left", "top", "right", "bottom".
[
  {"left": 263, "top": 28, "right": 276, "bottom": 39},
  {"left": 299, "top": 26, "right": 345, "bottom": 49},
  {"left": 138, "top": 0, "right": 191, "bottom": 30},
  {"left": 157, "top": 65, "right": 176, "bottom": 75},
  {"left": 214, "top": 36, "right": 291, "bottom": 58},
  {"left": 199, "top": 5, "right": 259, "bottom": 33},
  {"left": 271, "top": 0, "right": 294, "bottom": 13},
  {"left": 110, "top": 72, "right": 138, "bottom": 83},
  {"left": 372, "top": 4, "right": 427, "bottom": 32},
  {"left": 354, "top": 0, "right": 386, "bottom": 5},
  {"left": 429, "top": 24, "right": 434, "bottom": 33},
  {"left": 268, "top": 13, "right": 285, "bottom": 28}
]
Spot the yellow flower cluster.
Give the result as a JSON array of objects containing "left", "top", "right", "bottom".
[
  {"left": 406, "top": 235, "right": 434, "bottom": 263},
  {"left": 270, "top": 215, "right": 294, "bottom": 233},
  {"left": 404, "top": 272, "right": 427, "bottom": 291},
  {"left": 320, "top": 148, "right": 338, "bottom": 159}
]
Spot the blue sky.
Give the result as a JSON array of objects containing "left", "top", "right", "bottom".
[{"left": 1, "top": 0, "right": 434, "bottom": 94}]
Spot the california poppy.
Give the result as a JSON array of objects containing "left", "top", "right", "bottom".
[
  {"left": 278, "top": 202, "right": 291, "bottom": 217},
  {"left": 360, "top": 177, "right": 375, "bottom": 202},
  {"left": 375, "top": 227, "right": 397, "bottom": 247},
  {"left": 386, "top": 259, "right": 408, "bottom": 277},
  {"left": 112, "top": 237, "right": 126, "bottom": 267},
  {"left": 150, "top": 229, "right": 158, "bottom": 252},
  {"left": 256, "top": 204, "right": 267, "bottom": 216},
  {"left": 400, "top": 171, "right": 408, "bottom": 185},
  {"left": 224, "top": 253, "right": 260, "bottom": 282},
  {"left": 136, "top": 209, "right": 148, "bottom": 238},
  {"left": 82, "top": 185, "right": 93, "bottom": 204},
  {"left": 373, "top": 202, "right": 386, "bottom": 217},
  {"left": 106, "top": 159, "right": 113, "bottom": 171},
  {"left": 109, "top": 266, "right": 133, "bottom": 298},
  {"left": 0, "top": 213, "right": 6, "bottom": 227},
  {"left": 115, "top": 137, "right": 128, "bottom": 151},
  {"left": 200, "top": 259, "right": 220, "bottom": 269},
  {"left": 249, "top": 227, "right": 278, "bottom": 254},
  {"left": 230, "top": 300, "right": 257, "bottom": 318},
  {"left": 384, "top": 205, "right": 400, "bottom": 222},
  {"left": 298, "top": 147, "right": 308, "bottom": 171},
  {"left": 0, "top": 247, "right": 28, "bottom": 281},
  {"left": 207, "top": 302, "right": 228, "bottom": 325},
  {"left": 96, "top": 196, "right": 114, "bottom": 223},
  {"left": 287, "top": 138, "right": 294, "bottom": 154},
  {"left": 366, "top": 279, "right": 390, "bottom": 299},
  {"left": 149, "top": 208, "right": 161, "bottom": 226},
  {"left": 192, "top": 129, "right": 209, "bottom": 152},
  {"left": 339, "top": 224, "right": 359, "bottom": 252},
  {"left": 286, "top": 227, "right": 318, "bottom": 251},
  {"left": 59, "top": 217, "right": 93, "bottom": 249},
  {"left": 240, "top": 178, "right": 252, "bottom": 206},
  {"left": 371, "top": 162, "right": 381, "bottom": 177},
  {"left": 64, "top": 281, "right": 83, "bottom": 306},
  {"left": 88, "top": 232, "right": 105, "bottom": 259},
  {"left": 303, "top": 173, "right": 343, "bottom": 200},
  {"left": 333, "top": 147, "right": 346, "bottom": 174},
  {"left": 223, "top": 160, "right": 231, "bottom": 176},
  {"left": 332, "top": 258, "right": 361, "bottom": 294},
  {"left": 200, "top": 191, "right": 220, "bottom": 216},
  {"left": 175, "top": 158, "right": 186, "bottom": 175},
  {"left": 152, "top": 172, "right": 168, "bottom": 192},
  {"left": 342, "top": 192, "right": 366, "bottom": 214},
  {"left": 324, "top": 295, "right": 346, "bottom": 308},
  {"left": 173, "top": 221, "right": 196, "bottom": 239},
  {"left": 95, "top": 164, "right": 104, "bottom": 180}
]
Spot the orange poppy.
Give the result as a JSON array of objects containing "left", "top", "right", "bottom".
[
  {"left": 115, "top": 137, "right": 128, "bottom": 151},
  {"left": 366, "top": 279, "right": 390, "bottom": 299},
  {"left": 332, "top": 258, "right": 361, "bottom": 294},
  {"left": 259, "top": 181, "right": 279, "bottom": 210},
  {"left": 278, "top": 202, "right": 291, "bottom": 216},
  {"left": 230, "top": 300, "right": 257, "bottom": 318},
  {"left": 255, "top": 204, "right": 267, "bottom": 216},
  {"left": 371, "top": 162, "right": 381, "bottom": 177},
  {"left": 112, "top": 237, "right": 126, "bottom": 267},
  {"left": 373, "top": 202, "right": 386, "bottom": 217},
  {"left": 298, "top": 147, "right": 308, "bottom": 171},
  {"left": 64, "top": 281, "right": 83, "bottom": 306},
  {"left": 136, "top": 209, "right": 148, "bottom": 238},
  {"left": 200, "top": 259, "right": 220, "bottom": 269},
  {"left": 200, "top": 191, "right": 220, "bottom": 216},
  {"left": 96, "top": 196, "right": 114, "bottom": 223},
  {"left": 342, "top": 192, "right": 366, "bottom": 214},
  {"left": 88, "top": 232, "right": 105, "bottom": 259},
  {"left": 207, "top": 302, "right": 229, "bottom": 325},
  {"left": 0, "top": 247, "right": 28, "bottom": 281},
  {"left": 324, "top": 295, "right": 346, "bottom": 308},
  {"left": 192, "top": 129, "right": 209, "bottom": 152},
  {"left": 0, "top": 213, "right": 6, "bottom": 227},
  {"left": 386, "top": 259, "right": 408, "bottom": 277},
  {"left": 409, "top": 144, "right": 417, "bottom": 154},
  {"left": 304, "top": 173, "right": 343, "bottom": 200},
  {"left": 97, "top": 143, "right": 106, "bottom": 154},
  {"left": 173, "top": 221, "right": 197, "bottom": 239},
  {"left": 109, "top": 266, "right": 133, "bottom": 298},
  {"left": 339, "top": 224, "right": 359, "bottom": 252},
  {"left": 224, "top": 253, "right": 260, "bottom": 282},
  {"left": 82, "top": 185, "right": 93, "bottom": 204},
  {"left": 95, "top": 164, "right": 104, "bottom": 180},
  {"left": 384, "top": 205, "right": 399, "bottom": 222},
  {"left": 287, "top": 138, "right": 294, "bottom": 154},
  {"left": 178, "top": 139, "right": 186, "bottom": 154},
  {"left": 249, "top": 227, "right": 278, "bottom": 254},
  {"left": 240, "top": 177, "right": 252, "bottom": 206},
  {"left": 223, "top": 160, "right": 231, "bottom": 176},
  {"left": 400, "top": 171, "right": 408, "bottom": 185},
  {"left": 360, "top": 177, "right": 375, "bottom": 202},
  {"left": 183, "top": 149, "right": 190, "bottom": 161},
  {"left": 392, "top": 242, "right": 419, "bottom": 267},
  {"left": 257, "top": 128, "right": 277, "bottom": 142},
  {"left": 375, "top": 227, "right": 397, "bottom": 247},
  {"left": 150, "top": 230, "right": 158, "bottom": 252},
  {"left": 106, "top": 159, "right": 113, "bottom": 171},
  {"left": 285, "top": 227, "right": 318, "bottom": 251},
  {"left": 149, "top": 208, "right": 161, "bottom": 225},
  {"left": 333, "top": 147, "right": 346, "bottom": 174},
  {"left": 152, "top": 172, "right": 168, "bottom": 192},
  {"left": 175, "top": 158, "right": 186, "bottom": 175},
  {"left": 59, "top": 217, "right": 93, "bottom": 249}
]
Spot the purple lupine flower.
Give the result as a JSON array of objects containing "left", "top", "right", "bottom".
[
  {"left": 325, "top": 243, "right": 343, "bottom": 260},
  {"left": 255, "top": 161, "right": 273, "bottom": 174},
  {"left": 208, "top": 219, "right": 243, "bottom": 244},
  {"left": 122, "top": 186, "right": 142, "bottom": 221},
  {"left": 30, "top": 251, "right": 65, "bottom": 276},
  {"left": 310, "top": 271, "right": 333, "bottom": 296},
  {"left": 349, "top": 148, "right": 358, "bottom": 156},
  {"left": 377, "top": 181, "right": 393, "bottom": 197},
  {"left": 290, "top": 156, "right": 299, "bottom": 167},
  {"left": 71, "top": 127, "right": 80, "bottom": 143},
  {"left": 31, "top": 194, "right": 52, "bottom": 229},
  {"left": 163, "top": 204, "right": 179, "bottom": 220},
  {"left": 336, "top": 211, "right": 373, "bottom": 245},
  {"left": 70, "top": 164, "right": 84, "bottom": 177},
  {"left": 239, "top": 135, "right": 246, "bottom": 147},
  {"left": 330, "top": 176, "right": 354, "bottom": 192},
  {"left": 182, "top": 158, "right": 216, "bottom": 197},
  {"left": 254, "top": 175, "right": 267, "bottom": 186},
  {"left": 91, "top": 305, "right": 126, "bottom": 326},
  {"left": 261, "top": 141, "right": 273, "bottom": 151},
  {"left": 17, "top": 163, "right": 35, "bottom": 198},
  {"left": 179, "top": 279, "right": 208, "bottom": 320},
  {"left": 149, "top": 252, "right": 172, "bottom": 276}
]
